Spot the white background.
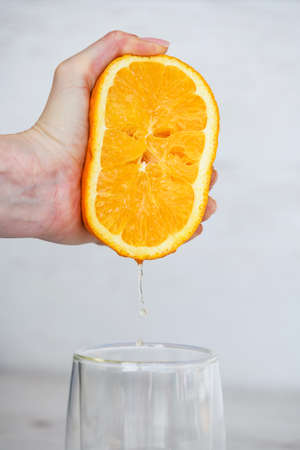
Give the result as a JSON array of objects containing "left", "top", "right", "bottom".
[{"left": 0, "top": 0, "right": 299, "bottom": 390}]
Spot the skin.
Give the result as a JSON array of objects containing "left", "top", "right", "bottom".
[{"left": 0, "top": 31, "right": 217, "bottom": 245}]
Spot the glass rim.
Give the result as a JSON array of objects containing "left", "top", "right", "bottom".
[{"left": 74, "top": 342, "right": 217, "bottom": 368}]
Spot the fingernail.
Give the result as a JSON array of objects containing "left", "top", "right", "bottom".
[{"left": 140, "top": 37, "right": 170, "bottom": 47}]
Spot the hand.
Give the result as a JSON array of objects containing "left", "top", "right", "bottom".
[
  {"left": 190, "top": 170, "right": 218, "bottom": 240},
  {"left": 0, "top": 31, "right": 217, "bottom": 245}
]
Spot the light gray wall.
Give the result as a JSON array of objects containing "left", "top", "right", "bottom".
[{"left": 0, "top": 0, "right": 299, "bottom": 390}]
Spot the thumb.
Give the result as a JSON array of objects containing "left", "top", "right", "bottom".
[
  {"left": 34, "top": 31, "right": 169, "bottom": 152},
  {"left": 54, "top": 30, "right": 169, "bottom": 90}
]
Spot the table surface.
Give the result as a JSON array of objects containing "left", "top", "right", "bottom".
[{"left": 0, "top": 372, "right": 299, "bottom": 450}]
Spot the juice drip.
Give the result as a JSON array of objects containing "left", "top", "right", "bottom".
[
  {"left": 136, "top": 261, "right": 147, "bottom": 347},
  {"left": 137, "top": 261, "right": 148, "bottom": 318}
]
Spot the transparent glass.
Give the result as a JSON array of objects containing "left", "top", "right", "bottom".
[{"left": 66, "top": 343, "right": 226, "bottom": 450}]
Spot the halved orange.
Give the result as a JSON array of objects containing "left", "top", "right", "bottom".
[{"left": 82, "top": 55, "right": 219, "bottom": 260}]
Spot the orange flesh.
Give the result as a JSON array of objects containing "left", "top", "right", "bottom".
[{"left": 95, "top": 62, "right": 207, "bottom": 247}]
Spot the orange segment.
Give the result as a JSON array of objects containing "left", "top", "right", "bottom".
[
  {"left": 82, "top": 55, "right": 219, "bottom": 260},
  {"left": 101, "top": 129, "right": 145, "bottom": 169}
]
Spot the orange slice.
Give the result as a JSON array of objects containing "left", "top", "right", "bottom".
[{"left": 82, "top": 55, "right": 219, "bottom": 260}]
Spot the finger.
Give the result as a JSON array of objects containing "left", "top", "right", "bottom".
[
  {"left": 56, "top": 30, "right": 170, "bottom": 90},
  {"left": 187, "top": 224, "right": 203, "bottom": 242},
  {"left": 202, "top": 197, "right": 217, "bottom": 222},
  {"left": 209, "top": 168, "right": 218, "bottom": 190},
  {"left": 91, "top": 236, "right": 104, "bottom": 245}
]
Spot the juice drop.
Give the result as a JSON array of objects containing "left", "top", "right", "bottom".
[
  {"left": 137, "top": 261, "right": 148, "bottom": 317},
  {"left": 139, "top": 307, "right": 148, "bottom": 317},
  {"left": 136, "top": 338, "right": 144, "bottom": 347}
]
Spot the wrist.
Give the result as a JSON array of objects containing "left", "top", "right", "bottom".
[
  {"left": 0, "top": 129, "right": 63, "bottom": 240},
  {"left": 23, "top": 125, "right": 85, "bottom": 244}
]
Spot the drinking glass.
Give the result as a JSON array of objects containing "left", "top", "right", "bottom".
[{"left": 66, "top": 342, "right": 226, "bottom": 450}]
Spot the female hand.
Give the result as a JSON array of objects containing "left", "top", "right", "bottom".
[{"left": 0, "top": 31, "right": 217, "bottom": 245}]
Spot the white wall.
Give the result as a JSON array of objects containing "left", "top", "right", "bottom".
[{"left": 0, "top": 0, "right": 299, "bottom": 390}]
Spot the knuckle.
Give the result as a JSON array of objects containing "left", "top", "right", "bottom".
[
  {"left": 107, "top": 30, "right": 126, "bottom": 42},
  {"left": 54, "top": 58, "right": 80, "bottom": 85},
  {"left": 106, "top": 30, "right": 132, "bottom": 51},
  {"left": 54, "top": 60, "right": 69, "bottom": 78}
]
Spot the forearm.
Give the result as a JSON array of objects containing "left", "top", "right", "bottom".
[{"left": 0, "top": 132, "right": 55, "bottom": 239}]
